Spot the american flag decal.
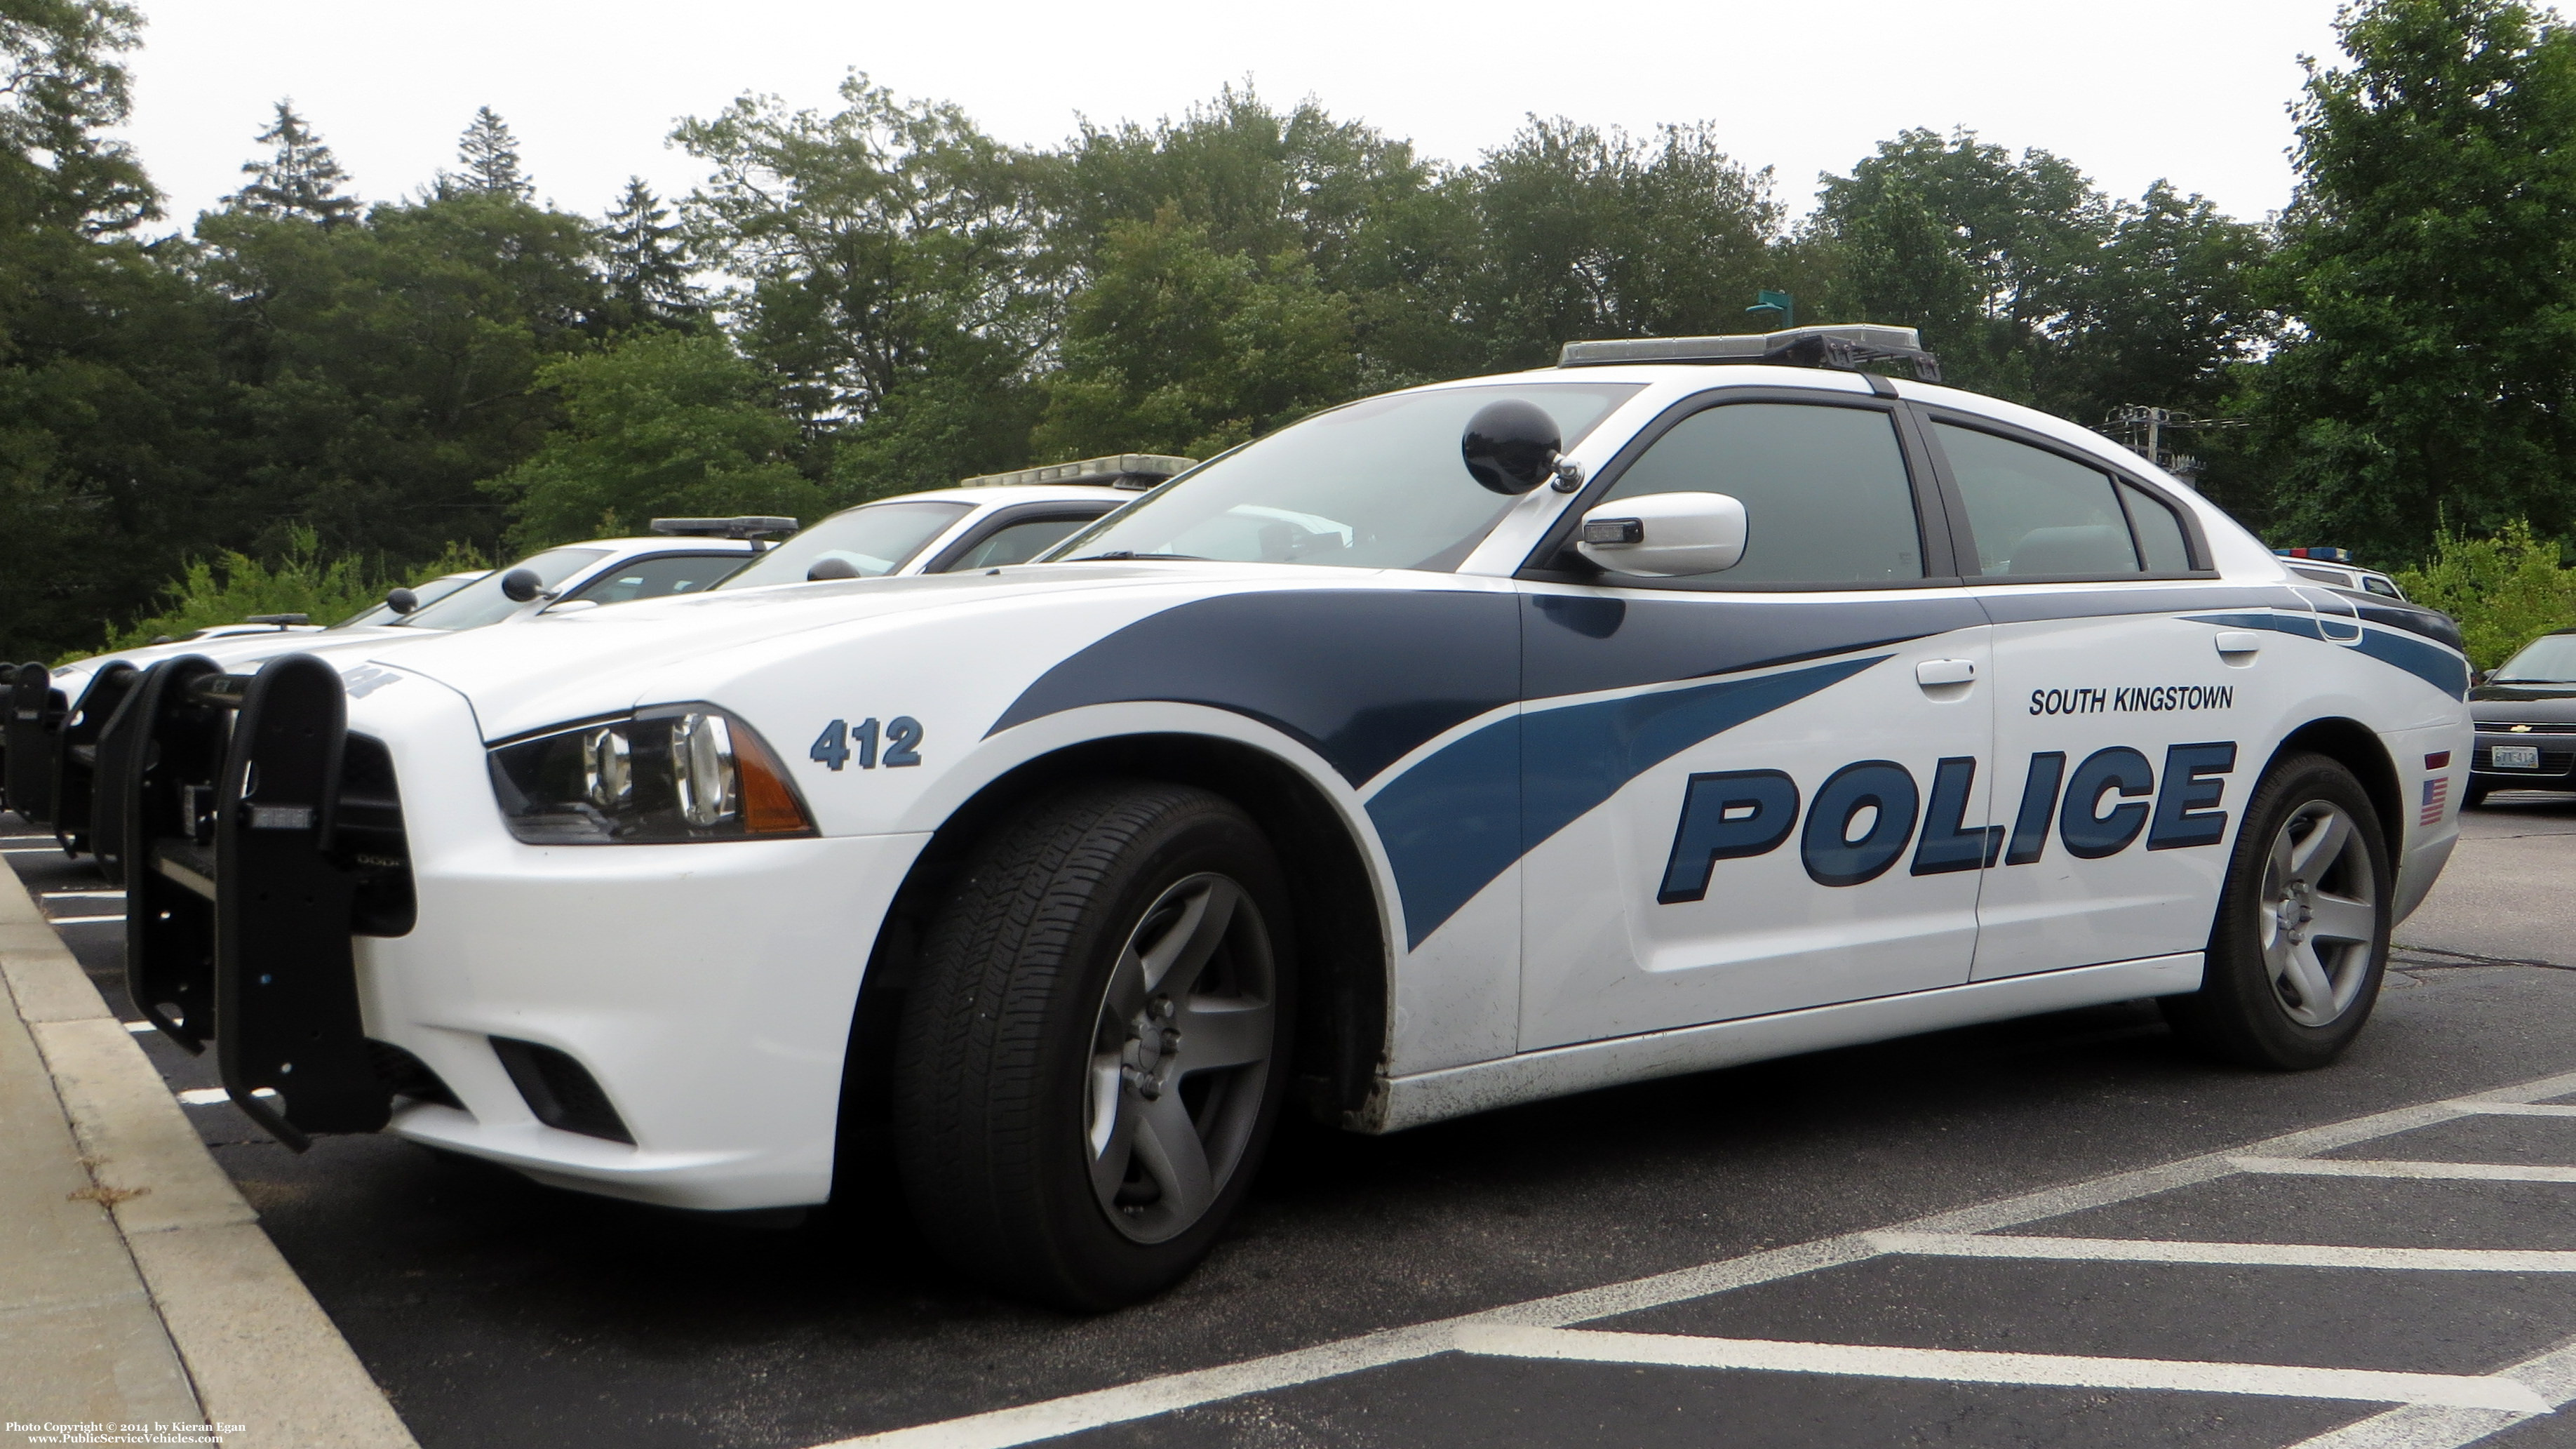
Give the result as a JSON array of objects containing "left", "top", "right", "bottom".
[{"left": 2421, "top": 776, "right": 2450, "bottom": 827}]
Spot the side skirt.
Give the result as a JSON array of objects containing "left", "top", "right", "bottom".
[{"left": 1369, "top": 953, "right": 2203, "bottom": 1134}]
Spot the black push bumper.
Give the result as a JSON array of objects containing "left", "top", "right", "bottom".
[
  {"left": 123, "top": 653, "right": 417, "bottom": 1149},
  {"left": 5, "top": 661, "right": 66, "bottom": 823}
]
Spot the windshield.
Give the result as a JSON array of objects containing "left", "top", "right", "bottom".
[
  {"left": 720, "top": 501, "right": 972, "bottom": 589},
  {"left": 1049, "top": 382, "right": 1644, "bottom": 571},
  {"left": 396, "top": 548, "right": 607, "bottom": 632},
  {"left": 2497, "top": 634, "right": 2576, "bottom": 683},
  {"left": 332, "top": 573, "right": 482, "bottom": 629}
]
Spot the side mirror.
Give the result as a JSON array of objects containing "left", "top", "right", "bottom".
[
  {"left": 807, "top": 556, "right": 861, "bottom": 582},
  {"left": 499, "top": 568, "right": 546, "bottom": 603},
  {"left": 2474, "top": 669, "right": 2495, "bottom": 687},
  {"left": 1461, "top": 399, "right": 1563, "bottom": 495},
  {"left": 1575, "top": 492, "right": 1748, "bottom": 576},
  {"left": 384, "top": 587, "right": 420, "bottom": 615}
]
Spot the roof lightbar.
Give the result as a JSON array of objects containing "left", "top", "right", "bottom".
[
  {"left": 2275, "top": 547, "right": 2354, "bottom": 563},
  {"left": 1557, "top": 324, "right": 1943, "bottom": 383},
  {"left": 650, "top": 516, "right": 800, "bottom": 540},
  {"left": 958, "top": 453, "right": 1200, "bottom": 491}
]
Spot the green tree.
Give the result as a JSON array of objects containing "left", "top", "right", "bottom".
[
  {"left": 442, "top": 105, "right": 532, "bottom": 201},
  {"left": 600, "top": 175, "right": 695, "bottom": 328},
  {"left": 226, "top": 100, "right": 357, "bottom": 226},
  {"left": 1813, "top": 128, "right": 2119, "bottom": 403},
  {"left": 482, "top": 329, "right": 823, "bottom": 547},
  {"left": 1031, "top": 208, "right": 1355, "bottom": 460},
  {"left": 675, "top": 72, "right": 1049, "bottom": 490},
  {"left": 1045, "top": 86, "right": 1465, "bottom": 388},
  {"left": 2248, "top": 0, "right": 2576, "bottom": 562},
  {"left": 1463, "top": 118, "right": 1785, "bottom": 370},
  {"left": 2394, "top": 521, "right": 2576, "bottom": 667},
  {"left": 0, "top": 0, "right": 242, "bottom": 664},
  {"left": 192, "top": 187, "right": 612, "bottom": 561}
]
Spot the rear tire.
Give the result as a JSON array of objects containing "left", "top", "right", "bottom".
[
  {"left": 2462, "top": 780, "right": 2491, "bottom": 809},
  {"left": 2162, "top": 753, "right": 2391, "bottom": 1069},
  {"left": 892, "top": 780, "right": 1294, "bottom": 1310}
]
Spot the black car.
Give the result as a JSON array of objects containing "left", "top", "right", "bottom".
[{"left": 2469, "top": 628, "right": 2576, "bottom": 805}]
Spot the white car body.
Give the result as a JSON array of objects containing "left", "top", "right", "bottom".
[{"left": 127, "top": 363, "right": 2472, "bottom": 1213}]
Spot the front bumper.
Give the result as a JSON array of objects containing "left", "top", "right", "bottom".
[
  {"left": 2469, "top": 731, "right": 2576, "bottom": 789},
  {"left": 127, "top": 651, "right": 929, "bottom": 1210}
]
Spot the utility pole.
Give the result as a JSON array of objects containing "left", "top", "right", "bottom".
[{"left": 2109, "top": 405, "right": 2243, "bottom": 490}]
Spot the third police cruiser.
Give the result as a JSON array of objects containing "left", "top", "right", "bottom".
[{"left": 118, "top": 324, "right": 2471, "bottom": 1309}]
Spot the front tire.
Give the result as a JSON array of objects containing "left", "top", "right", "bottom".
[
  {"left": 892, "top": 781, "right": 1294, "bottom": 1310},
  {"left": 2162, "top": 752, "right": 2391, "bottom": 1069}
]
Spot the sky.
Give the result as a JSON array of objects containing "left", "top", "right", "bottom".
[{"left": 119, "top": 0, "right": 2354, "bottom": 234}]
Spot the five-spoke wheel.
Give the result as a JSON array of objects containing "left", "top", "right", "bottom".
[
  {"left": 2165, "top": 752, "right": 2391, "bottom": 1069},
  {"left": 1085, "top": 873, "right": 1277, "bottom": 1244},
  {"left": 892, "top": 781, "right": 1294, "bottom": 1309}
]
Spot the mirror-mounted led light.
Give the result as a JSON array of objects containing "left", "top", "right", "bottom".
[{"left": 489, "top": 706, "right": 814, "bottom": 844}]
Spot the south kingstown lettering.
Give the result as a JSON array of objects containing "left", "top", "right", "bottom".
[
  {"left": 1657, "top": 744, "right": 2239, "bottom": 898},
  {"left": 2030, "top": 685, "right": 2235, "bottom": 716}
]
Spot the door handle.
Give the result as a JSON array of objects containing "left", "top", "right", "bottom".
[
  {"left": 1916, "top": 658, "right": 1977, "bottom": 688},
  {"left": 2214, "top": 630, "right": 2263, "bottom": 661}
]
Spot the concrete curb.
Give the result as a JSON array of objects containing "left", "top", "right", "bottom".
[{"left": 1, "top": 854, "right": 419, "bottom": 1448}]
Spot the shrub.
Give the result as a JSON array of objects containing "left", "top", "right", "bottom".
[{"left": 2391, "top": 521, "right": 2576, "bottom": 670}]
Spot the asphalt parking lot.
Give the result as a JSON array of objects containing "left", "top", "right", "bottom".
[{"left": 10, "top": 797, "right": 2576, "bottom": 1449}]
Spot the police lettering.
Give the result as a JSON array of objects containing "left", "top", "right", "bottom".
[
  {"left": 2030, "top": 684, "right": 2236, "bottom": 715},
  {"left": 1659, "top": 742, "right": 2237, "bottom": 897}
]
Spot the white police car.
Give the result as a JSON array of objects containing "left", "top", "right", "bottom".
[{"left": 112, "top": 326, "right": 2470, "bottom": 1309}]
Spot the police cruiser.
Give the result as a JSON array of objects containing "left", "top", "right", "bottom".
[{"left": 105, "top": 325, "right": 2471, "bottom": 1309}]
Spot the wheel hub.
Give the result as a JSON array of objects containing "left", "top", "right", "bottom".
[
  {"left": 2274, "top": 881, "right": 2314, "bottom": 942},
  {"left": 1120, "top": 996, "right": 1181, "bottom": 1100}
]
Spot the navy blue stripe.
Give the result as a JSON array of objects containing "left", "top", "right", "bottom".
[
  {"left": 2183, "top": 611, "right": 2469, "bottom": 699},
  {"left": 2181, "top": 610, "right": 2330, "bottom": 641},
  {"left": 2354, "top": 627, "right": 2471, "bottom": 699},
  {"left": 1366, "top": 656, "right": 1881, "bottom": 949},
  {"left": 985, "top": 591, "right": 1520, "bottom": 786}
]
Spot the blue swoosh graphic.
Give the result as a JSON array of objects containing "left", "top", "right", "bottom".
[
  {"left": 1365, "top": 655, "right": 1884, "bottom": 949},
  {"left": 2183, "top": 612, "right": 2467, "bottom": 698}
]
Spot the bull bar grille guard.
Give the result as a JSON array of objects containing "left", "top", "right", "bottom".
[{"left": 123, "top": 653, "right": 417, "bottom": 1149}]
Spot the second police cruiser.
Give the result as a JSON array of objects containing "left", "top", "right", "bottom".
[{"left": 111, "top": 325, "right": 2471, "bottom": 1309}]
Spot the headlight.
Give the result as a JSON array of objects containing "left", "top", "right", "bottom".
[{"left": 488, "top": 705, "right": 815, "bottom": 843}]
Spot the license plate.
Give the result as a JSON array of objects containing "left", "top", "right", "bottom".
[{"left": 2493, "top": 744, "right": 2542, "bottom": 770}]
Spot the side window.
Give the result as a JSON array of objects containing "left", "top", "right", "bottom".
[
  {"left": 1600, "top": 402, "right": 1923, "bottom": 585},
  {"left": 939, "top": 513, "right": 1103, "bottom": 571},
  {"left": 2117, "top": 481, "right": 2194, "bottom": 573},
  {"left": 1935, "top": 422, "right": 2141, "bottom": 577},
  {"left": 565, "top": 554, "right": 742, "bottom": 605}
]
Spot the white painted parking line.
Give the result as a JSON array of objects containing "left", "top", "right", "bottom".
[
  {"left": 1872, "top": 1231, "right": 2576, "bottom": 1274},
  {"left": 0, "top": 845, "right": 65, "bottom": 853},
  {"left": 2464, "top": 1102, "right": 2576, "bottom": 1119},
  {"left": 177, "top": 1087, "right": 276, "bottom": 1107},
  {"left": 2234, "top": 1155, "right": 2576, "bottom": 1185},
  {"left": 125, "top": 1021, "right": 153, "bottom": 1034},
  {"left": 1454, "top": 1326, "right": 2551, "bottom": 1412},
  {"left": 45, "top": 890, "right": 124, "bottom": 900},
  {"left": 46, "top": 914, "right": 122, "bottom": 925},
  {"left": 812, "top": 1067, "right": 2576, "bottom": 1449},
  {"left": 2286, "top": 1331, "right": 2576, "bottom": 1447}
]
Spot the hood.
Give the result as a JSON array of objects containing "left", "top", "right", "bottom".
[
  {"left": 356, "top": 561, "right": 1346, "bottom": 740},
  {"left": 51, "top": 624, "right": 420, "bottom": 695},
  {"left": 2468, "top": 684, "right": 2576, "bottom": 720}
]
